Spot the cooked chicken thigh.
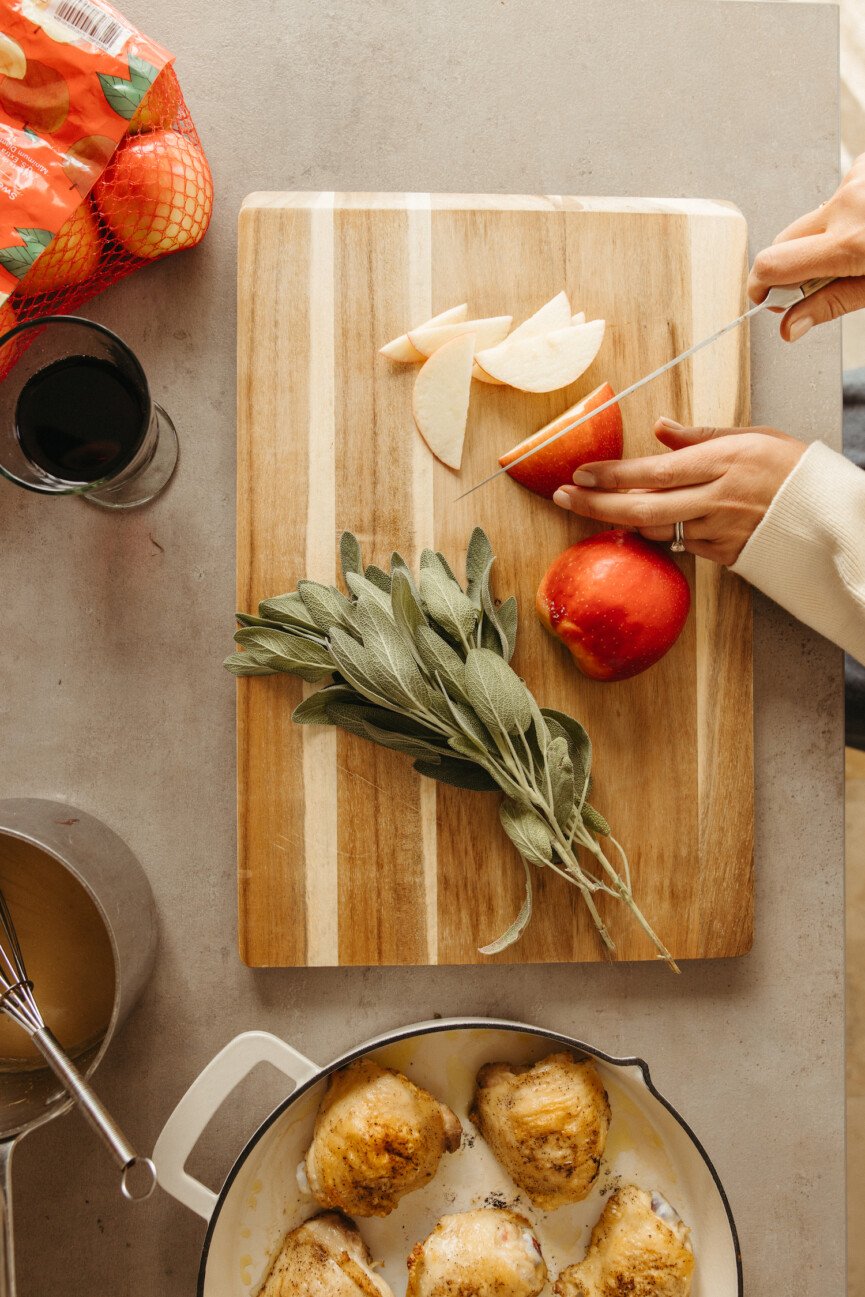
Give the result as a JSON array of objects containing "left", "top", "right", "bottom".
[
  {"left": 259, "top": 1212, "right": 394, "bottom": 1297},
  {"left": 554, "top": 1185, "right": 694, "bottom": 1297},
  {"left": 470, "top": 1052, "right": 611, "bottom": 1208},
  {"left": 406, "top": 1208, "right": 548, "bottom": 1297},
  {"left": 300, "top": 1059, "right": 462, "bottom": 1217}
]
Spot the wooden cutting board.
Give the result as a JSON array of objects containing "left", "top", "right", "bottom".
[{"left": 236, "top": 192, "right": 753, "bottom": 968}]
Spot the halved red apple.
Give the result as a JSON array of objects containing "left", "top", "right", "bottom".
[{"left": 498, "top": 382, "right": 622, "bottom": 499}]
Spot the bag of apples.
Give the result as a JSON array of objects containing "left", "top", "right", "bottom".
[{"left": 0, "top": 0, "right": 212, "bottom": 346}]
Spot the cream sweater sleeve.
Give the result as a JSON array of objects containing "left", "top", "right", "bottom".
[{"left": 730, "top": 440, "right": 865, "bottom": 662}]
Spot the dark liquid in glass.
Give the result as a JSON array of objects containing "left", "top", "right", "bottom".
[{"left": 14, "top": 355, "right": 147, "bottom": 484}]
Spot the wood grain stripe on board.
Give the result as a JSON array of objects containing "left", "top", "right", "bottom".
[
  {"left": 237, "top": 202, "right": 312, "bottom": 966},
  {"left": 333, "top": 205, "right": 430, "bottom": 964},
  {"left": 407, "top": 192, "right": 438, "bottom": 963},
  {"left": 303, "top": 193, "right": 339, "bottom": 967}
]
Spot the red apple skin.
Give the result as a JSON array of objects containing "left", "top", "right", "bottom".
[
  {"left": 536, "top": 529, "right": 691, "bottom": 681},
  {"left": 499, "top": 383, "right": 623, "bottom": 499}
]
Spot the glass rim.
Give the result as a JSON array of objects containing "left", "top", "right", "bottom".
[{"left": 0, "top": 315, "right": 154, "bottom": 496}]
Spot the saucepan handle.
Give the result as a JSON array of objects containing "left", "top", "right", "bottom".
[{"left": 152, "top": 1031, "right": 319, "bottom": 1221}]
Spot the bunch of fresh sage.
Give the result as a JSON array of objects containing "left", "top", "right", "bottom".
[{"left": 226, "top": 528, "right": 676, "bottom": 969}]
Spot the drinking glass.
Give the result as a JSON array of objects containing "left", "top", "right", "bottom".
[{"left": 0, "top": 316, "right": 178, "bottom": 509}]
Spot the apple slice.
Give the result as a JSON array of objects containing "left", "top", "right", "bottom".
[
  {"left": 472, "top": 294, "right": 573, "bottom": 385},
  {"left": 571, "top": 311, "right": 585, "bottom": 325},
  {"left": 507, "top": 290, "right": 572, "bottom": 344},
  {"left": 409, "top": 314, "right": 511, "bottom": 359},
  {"left": 380, "top": 304, "right": 469, "bottom": 362},
  {"left": 499, "top": 383, "right": 622, "bottom": 499},
  {"left": 476, "top": 319, "right": 605, "bottom": 393},
  {"left": 412, "top": 332, "right": 476, "bottom": 469}
]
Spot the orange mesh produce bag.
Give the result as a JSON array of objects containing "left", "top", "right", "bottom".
[{"left": 0, "top": 0, "right": 212, "bottom": 339}]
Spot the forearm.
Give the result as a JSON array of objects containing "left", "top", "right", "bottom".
[{"left": 730, "top": 441, "right": 865, "bottom": 661}]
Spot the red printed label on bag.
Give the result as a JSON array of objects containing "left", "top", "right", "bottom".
[{"left": 0, "top": 0, "right": 172, "bottom": 304}]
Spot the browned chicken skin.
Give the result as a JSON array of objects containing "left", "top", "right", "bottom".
[
  {"left": 406, "top": 1207, "right": 548, "bottom": 1297},
  {"left": 554, "top": 1185, "right": 694, "bottom": 1297},
  {"left": 470, "top": 1052, "right": 611, "bottom": 1208},
  {"left": 300, "top": 1059, "right": 462, "bottom": 1218},
  {"left": 259, "top": 1212, "right": 395, "bottom": 1297}
]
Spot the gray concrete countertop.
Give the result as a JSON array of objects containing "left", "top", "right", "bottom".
[{"left": 1, "top": 1, "right": 844, "bottom": 1293}]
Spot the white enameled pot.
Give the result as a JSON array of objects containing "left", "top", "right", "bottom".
[{"left": 153, "top": 1018, "right": 742, "bottom": 1297}]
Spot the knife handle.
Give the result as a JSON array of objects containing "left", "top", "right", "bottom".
[{"left": 763, "top": 277, "right": 835, "bottom": 311}]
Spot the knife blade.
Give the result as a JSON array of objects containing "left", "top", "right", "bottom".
[{"left": 455, "top": 277, "right": 834, "bottom": 501}]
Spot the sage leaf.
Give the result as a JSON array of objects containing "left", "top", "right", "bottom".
[
  {"left": 464, "top": 648, "right": 532, "bottom": 736},
  {"left": 415, "top": 626, "right": 469, "bottom": 701},
  {"left": 419, "top": 561, "right": 478, "bottom": 644},
  {"left": 498, "top": 597, "right": 518, "bottom": 661},
  {"left": 258, "top": 591, "right": 319, "bottom": 631},
  {"left": 438, "top": 688, "right": 495, "bottom": 748},
  {"left": 235, "top": 612, "right": 294, "bottom": 631},
  {"left": 413, "top": 756, "right": 500, "bottom": 792},
  {"left": 390, "top": 568, "right": 428, "bottom": 646},
  {"left": 345, "top": 571, "right": 395, "bottom": 616},
  {"left": 328, "top": 627, "right": 394, "bottom": 706},
  {"left": 364, "top": 565, "right": 392, "bottom": 594},
  {"left": 233, "top": 628, "right": 334, "bottom": 681},
  {"left": 478, "top": 557, "right": 509, "bottom": 657},
  {"left": 582, "top": 802, "right": 611, "bottom": 836},
  {"left": 499, "top": 799, "right": 554, "bottom": 868},
  {"left": 223, "top": 651, "right": 277, "bottom": 677},
  {"left": 435, "top": 551, "right": 459, "bottom": 584},
  {"left": 543, "top": 708, "right": 592, "bottom": 789},
  {"left": 354, "top": 596, "right": 430, "bottom": 707},
  {"left": 291, "top": 684, "right": 363, "bottom": 725},
  {"left": 360, "top": 720, "right": 446, "bottom": 760},
  {"left": 478, "top": 858, "right": 534, "bottom": 955},
  {"left": 390, "top": 552, "right": 422, "bottom": 600},
  {"left": 547, "top": 736, "right": 576, "bottom": 830},
  {"left": 340, "top": 531, "right": 363, "bottom": 584},
  {"left": 298, "top": 580, "right": 356, "bottom": 633},
  {"left": 466, "top": 527, "right": 494, "bottom": 606}
]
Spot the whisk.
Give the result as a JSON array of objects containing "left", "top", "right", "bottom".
[{"left": 0, "top": 888, "right": 156, "bottom": 1200}]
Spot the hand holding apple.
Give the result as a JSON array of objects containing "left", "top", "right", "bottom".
[
  {"left": 536, "top": 529, "right": 690, "bottom": 681},
  {"left": 551, "top": 418, "right": 806, "bottom": 566}
]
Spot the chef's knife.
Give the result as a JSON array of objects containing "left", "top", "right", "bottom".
[{"left": 456, "top": 277, "right": 834, "bottom": 501}]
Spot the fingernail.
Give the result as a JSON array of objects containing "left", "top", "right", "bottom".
[
  {"left": 657, "top": 417, "right": 685, "bottom": 431},
  {"left": 572, "top": 469, "right": 595, "bottom": 486},
  {"left": 553, "top": 488, "right": 572, "bottom": 509},
  {"left": 788, "top": 315, "right": 813, "bottom": 342}
]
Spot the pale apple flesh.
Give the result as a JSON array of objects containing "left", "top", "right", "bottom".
[
  {"left": 412, "top": 331, "right": 476, "bottom": 469},
  {"left": 506, "top": 290, "right": 571, "bottom": 343},
  {"left": 409, "top": 314, "right": 512, "bottom": 359},
  {"left": 380, "top": 303, "right": 468, "bottom": 362},
  {"left": 476, "top": 319, "right": 605, "bottom": 392},
  {"left": 499, "top": 382, "right": 622, "bottom": 499},
  {"left": 536, "top": 530, "right": 691, "bottom": 681}
]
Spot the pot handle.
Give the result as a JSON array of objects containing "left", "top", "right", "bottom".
[{"left": 152, "top": 1031, "right": 319, "bottom": 1221}]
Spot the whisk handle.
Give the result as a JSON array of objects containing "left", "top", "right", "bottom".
[{"left": 32, "top": 1028, "right": 156, "bottom": 1201}]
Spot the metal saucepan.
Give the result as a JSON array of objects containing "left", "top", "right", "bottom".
[
  {"left": 0, "top": 798, "right": 157, "bottom": 1297},
  {"left": 154, "top": 1018, "right": 742, "bottom": 1296}
]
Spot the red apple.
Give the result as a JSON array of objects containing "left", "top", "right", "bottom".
[
  {"left": 93, "top": 129, "right": 213, "bottom": 261},
  {"left": 498, "top": 383, "right": 622, "bottom": 499},
  {"left": 536, "top": 529, "right": 690, "bottom": 681}
]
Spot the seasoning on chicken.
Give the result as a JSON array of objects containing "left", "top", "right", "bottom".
[
  {"left": 406, "top": 1207, "right": 548, "bottom": 1297},
  {"left": 299, "top": 1059, "right": 462, "bottom": 1217},
  {"left": 259, "top": 1212, "right": 395, "bottom": 1297},
  {"left": 554, "top": 1184, "right": 694, "bottom": 1297},
  {"left": 470, "top": 1052, "right": 611, "bottom": 1208}
]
